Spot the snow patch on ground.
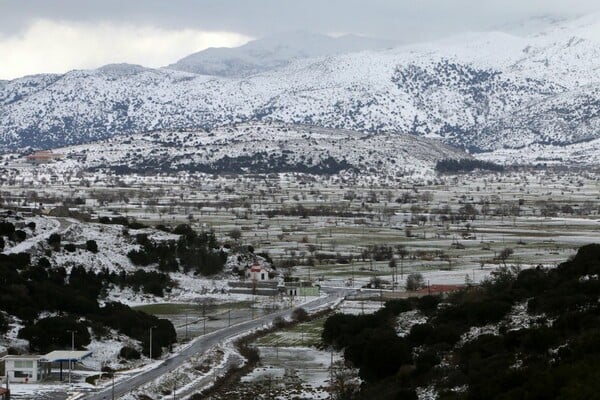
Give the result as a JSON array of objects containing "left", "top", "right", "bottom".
[{"left": 396, "top": 310, "right": 428, "bottom": 337}]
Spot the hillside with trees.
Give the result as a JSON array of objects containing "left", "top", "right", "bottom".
[
  {"left": 0, "top": 252, "right": 176, "bottom": 357},
  {"left": 322, "top": 244, "right": 600, "bottom": 399},
  {"left": 0, "top": 218, "right": 233, "bottom": 359}
]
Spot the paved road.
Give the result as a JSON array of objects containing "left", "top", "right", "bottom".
[{"left": 81, "top": 287, "right": 352, "bottom": 400}]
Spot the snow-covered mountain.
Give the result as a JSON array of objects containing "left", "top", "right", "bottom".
[
  {"left": 165, "top": 31, "right": 396, "bottom": 77},
  {"left": 29, "top": 122, "right": 468, "bottom": 177},
  {"left": 1, "top": 15, "right": 600, "bottom": 162}
]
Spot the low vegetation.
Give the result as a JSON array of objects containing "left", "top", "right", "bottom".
[{"left": 435, "top": 158, "right": 505, "bottom": 174}]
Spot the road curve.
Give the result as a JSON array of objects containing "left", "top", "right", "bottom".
[{"left": 81, "top": 287, "right": 352, "bottom": 400}]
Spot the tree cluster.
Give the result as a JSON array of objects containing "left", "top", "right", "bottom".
[
  {"left": 0, "top": 253, "right": 177, "bottom": 355},
  {"left": 127, "top": 225, "right": 226, "bottom": 276},
  {"left": 435, "top": 159, "right": 505, "bottom": 174}
]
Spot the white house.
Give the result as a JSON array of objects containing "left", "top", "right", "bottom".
[
  {"left": 246, "top": 263, "right": 270, "bottom": 282},
  {"left": 1, "top": 355, "right": 48, "bottom": 383},
  {"left": 2, "top": 350, "right": 92, "bottom": 383}
]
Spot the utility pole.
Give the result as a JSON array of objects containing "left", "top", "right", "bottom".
[
  {"left": 67, "top": 330, "right": 75, "bottom": 385},
  {"left": 173, "top": 374, "right": 177, "bottom": 400},
  {"left": 112, "top": 373, "right": 115, "bottom": 400},
  {"left": 228, "top": 309, "right": 231, "bottom": 327},
  {"left": 351, "top": 260, "right": 355, "bottom": 288},
  {"left": 149, "top": 326, "right": 156, "bottom": 360},
  {"left": 330, "top": 347, "right": 334, "bottom": 383},
  {"left": 185, "top": 312, "right": 188, "bottom": 341}
]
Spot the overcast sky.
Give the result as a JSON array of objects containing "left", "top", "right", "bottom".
[{"left": 1, "top": 0, "right": 599, "bottom": 80}]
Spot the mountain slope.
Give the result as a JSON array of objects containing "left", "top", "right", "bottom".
[
  {"left": 166, "top": 31, "right": 395, "bottom": 77},
  {"left": 25, "top": 122, "right": 469, "bottom": 177},
  {"left": 1, "top": 15, "right": 600, "bottom": 157}
]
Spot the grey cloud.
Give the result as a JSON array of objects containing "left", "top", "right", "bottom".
[{"left": 2, "top": 0, "right": 600, "bottom": 41}]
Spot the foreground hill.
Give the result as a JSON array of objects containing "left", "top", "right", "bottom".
[
  {"left": 323, "top": 244, "right": 600, "bottom": 399},
  {"left": 30, "top": 123, "right": 469, "bottom": 177},
  {"left": 1, "top": 15, "right": 600, "bottom": 160}
]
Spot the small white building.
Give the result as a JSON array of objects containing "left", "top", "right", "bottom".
[
  {"left": 246, "top": 263, "right": 270, "bottom": 281},
  {"left": 1, "top": 350, "right": 92, "bottom": 383},
  {"left": 1, "top": 355, "right": 47, "bottom": 383}
]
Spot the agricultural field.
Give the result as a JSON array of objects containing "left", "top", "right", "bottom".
[
  {"left": 2, "top": 167, "right": 598, "bottom": 292},
  {"left": 210, "top": 317, "right": 345, "bottom": 399}
]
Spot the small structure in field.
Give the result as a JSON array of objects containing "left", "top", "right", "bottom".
[
  {"left": 284, "top": 280, "right": 320, "bottom": 297},
  {"left": 25, "top": 150, "right": 64, "bottom": 164}
]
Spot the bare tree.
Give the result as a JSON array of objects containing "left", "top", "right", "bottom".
[
  {"left": 497, "top": 247, "right": 514, "bottom": 267},
  {"left": 329, "top": 360, "right": 360, "bottom": 400},
  {"left": 396, "top": 245, "right": 409, "bottom": 278}
]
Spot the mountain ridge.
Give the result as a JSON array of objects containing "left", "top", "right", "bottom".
[
  {"left": 165, "top": 31, "right": 396, "bottom": 77},
  {"left": 1, "top": 16, "right": 599, "bottom": 161}
]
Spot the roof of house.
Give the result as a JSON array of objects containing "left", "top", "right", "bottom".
[
  {"left": 26, "top": 151, "right": 63, "bottom": 160},
  {"left": 1, "top": 354, "right": 43, "bottom": 360},
  {"left": 42, "top": 350, "right": 93, "bottom": 362},
  {"left": 414, "top": 284, "right": 463, "bottom": 295}
]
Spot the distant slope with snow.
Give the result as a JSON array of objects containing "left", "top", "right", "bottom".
[
  {"left": 166, "top": 31, "right": 396, "bottom": 77},
  {"left": 1, "top": 15, "right": 600, "bottom": 162},
  {"left": 30, "top": 122, "right": 469, "bottom": 177}
]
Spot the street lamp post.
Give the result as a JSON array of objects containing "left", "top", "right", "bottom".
[{"left": 67, "top": 330, "right": 75, "bottom": 385}]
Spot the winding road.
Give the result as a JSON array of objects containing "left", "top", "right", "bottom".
[{"left": 81, "top": 287, "right": 352, "bottom": 400}]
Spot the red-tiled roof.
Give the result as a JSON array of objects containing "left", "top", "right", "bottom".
[
  {"left": 26, "top": 151, "right": 63, "bottom": 160},
  {"left": 414, "top": 284, "right": 463, "bottom": 295}
]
